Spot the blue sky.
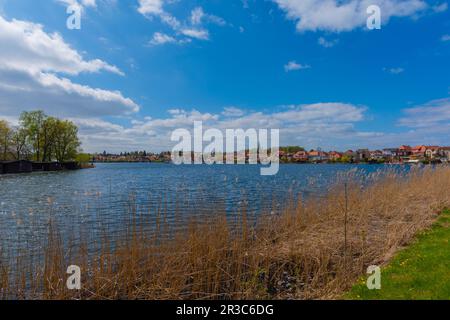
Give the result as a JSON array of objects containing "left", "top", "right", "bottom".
[{"left": 0, "top": 0, "right": 449, "bottom": 152}]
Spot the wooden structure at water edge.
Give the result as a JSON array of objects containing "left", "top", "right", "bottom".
[
  {"left": 0, "top": 160, "right": 33, "bottom": 174},
  {"left": 0, "top": 161, "right": 82, "bottom": 175}
]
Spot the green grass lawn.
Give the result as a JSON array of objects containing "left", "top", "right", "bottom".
[{"left": 347, "top": 209, "right": 450, "bottom": 300}]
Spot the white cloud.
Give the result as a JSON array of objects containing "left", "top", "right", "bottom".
[
  {"left": 0, "top": 68, "right": 138, "bottom": 117},
  {"left": 190, "top": 7, "right": 205, "bottom": 25},
  {"left": 273, "top": 0, "right": 429, "bottom": 32},
  {"left": 0, "top": 14, "right": 138, "bottom": 119},
  {"left": 149, "top": 32, "right": 177, "bottom": 45},
  {"left": 68, "top": 103, "right": 373, "bottom": 152},
  {"left": 368, "top": 97, "right": 450, "bottom": 147},
  {"left": 384, "top": 67, "right": 404, "bottom": 74},
  {"left": 180, "top": 7, "right": 226, "bottom": 41},
  {"left": 399, "top": 98, "right": 450, "bottom": 128},
  {"left": 0, "top": 15, "right": 123, "bottom": 76},
  {"left": 38, "top": 73, "right": 138, "bottom": 113},
  {"left": 284, "top": 61, "right": 311, "bottom": 72},
  {"left": 51, "top": 98, "right": 450, "bottom": 153},
  {"left": 0, "top": 115, "right": 20, "bottom": 126},
  {"left": 137, "top": 0, "right": 163, "bottom": 15},
  {"left": 189, "top": 6, "right": 227, "bottom": 26},
  {"left": 206, "top": 14, "right": 227, "bottom": 26},
  {"left": 57, "top": 0, "right": 97, "bottom": 12},
  {"left": 318, "top": 36, "right": 338, "bottom": 48},
  {"left": 159, "top": 13, "right": 181, "bottom": 30},
  {"left": 139, "top": 3, "right": 225, "bottom": 43},
  {"left": 441, "top": 34, "right": 450, "bottom": 42},
  {"left": 180, "top": 28, "right": 209, "bottom": 40},
  {"left": 138, "top": 0, "right": 181, "bottom": 29},
  {"left": 222, "top": 107, "right": 246, "bottom": 117},
  {"left": 82, "top": 0, "right": 97, "bottom": 7}
]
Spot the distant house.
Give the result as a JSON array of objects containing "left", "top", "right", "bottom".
[
  {"left": 398, "top": 145, "right": 412, "bottom": 157},
  {"left": 344, "top": 150, "right": 355, "bottom": 156},
  {"left": 440, "top": 147, "right": 450, "bottom": 161},
  {"left": 293, "top": 151, "right": 309, "bottom": 162},
  {"left": 344, "top": 150, "right": 356, "bottom": 157},
  {"left": 411, "top": 145, "right": 427, "bottom": 157},
  {"left": 356, "top": 149, "right": 370, "bottom": 162},
  {"left": 370, "top": 150, "right": 384, "bottom": 160},
  {"left": 308, "top": 150, "right": 328, "bottom": 162},
  {"left": 425, "top": 146, "right": 440, "bottom": 159},
  {"left": 328, "top": 151, "right": 342, "bottom": 161},
  {"left": 382, "top": 148, "right": 399, "bottom": 157}
]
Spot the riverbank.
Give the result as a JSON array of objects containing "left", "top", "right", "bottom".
[
  {"left": 0, "top": 160, "right": 93, "bottom": 174},
  {"left": 1, "top": 166, "right": 449, "bottom": 300},
  {"left": 346, "top": 209, "right": 450, "bottom": 300}
]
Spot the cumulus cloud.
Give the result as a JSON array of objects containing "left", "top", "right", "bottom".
[
  {"left": 0, "top": 16, "right": 122, "bottom": 76},
  {"left": 137, "top": 0, "right": 163, "bottom": 15},
  {"left": 190, "top": 7, "right": 226, "bottom": 26},
  {"left": 222, "top": 107, "right": 246, "bottom": 117},
  {"left": 0, "top": 68, "right": 138, "bottom": 118},
  {"left": 180, "top": 28, "right": 209, "bottom": 40},
  {"left": 57, "top": 0, "right": 97, "bottom": 12},
  {"left": 273, "top": 0, "right": 429, "bottom": 32},
  {"left": 190, "top": 7, "right": 204, "bottom": 25},
  {"left": 138, "top": 0, "right": 181, "bottom": 29},
  {"left": 284, "top": 61, "right": 311, "bottom": 72},
  {"left": 0, "top": 14, "right": 138, "bottom": 119},
  {"left": 68, "top": 103, "right": 374, "bottom": 152},
  {"left": 149, "top": 32, "right": 177, "bottom": 45},
  {"left": 137, "top": 0, "right": 181, "bottom": 29},
  {"left": 38, "top": 97, "right": 450, "bottom": 153},
  {"left": 58, "top": 0, "right": 97, "bottom": 7},
  {"left": 399, "top": 98, "right": 450, "bottom": 128},
  {"left": 357, "top": 97, "right": 450, "bottom": 147},
  {"left": 138, "top": 2, "right": 224, "bottom": 43},
  {"left": 70, "top": 96, "right": 450, "bottom": 153}
]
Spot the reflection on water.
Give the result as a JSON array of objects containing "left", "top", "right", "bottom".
[{"left": 0, "top": 163, "right": 398, "bottom": 257}]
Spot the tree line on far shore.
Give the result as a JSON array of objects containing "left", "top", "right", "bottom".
[{"left": 0, "top": 111, "right": 81, "bottom": 163}]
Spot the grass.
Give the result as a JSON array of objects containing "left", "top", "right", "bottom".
[
  {"left": 1, "top": 166, "right": 450, "bottom": 300},
  {"left": 347, "top": 209, "right": 450, "bottom": 300}
]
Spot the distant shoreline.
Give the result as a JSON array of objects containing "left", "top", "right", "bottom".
[
  {"left": 91, "top": 160, "right": 443, "bottom": 165},
  {"left": 0, "top": 160, "right": 93, "bottom": 175}
]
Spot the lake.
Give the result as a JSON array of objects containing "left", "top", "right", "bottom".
[{"left": 0, "top": 163, "right": 402, "bottom": 257}]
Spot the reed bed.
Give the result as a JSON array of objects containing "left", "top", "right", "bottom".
[{"left": 1, "top": 166, "right": 450, "bottom": 300}]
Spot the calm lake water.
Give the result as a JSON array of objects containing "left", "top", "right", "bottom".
[{"left": 0, "top": 163, "right": 402, "bottom": 257}]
